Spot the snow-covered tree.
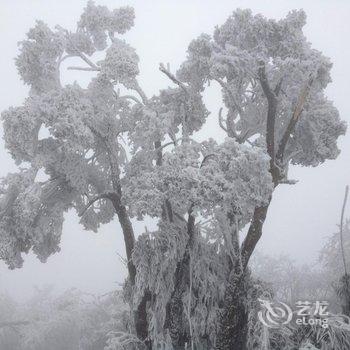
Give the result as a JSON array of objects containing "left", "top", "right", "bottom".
[
  {"left": 176, "top": 8, "right": 345, "bottom": 349},
  {"left": 0, "top": 2, "right": 345, "bottom": 349}
]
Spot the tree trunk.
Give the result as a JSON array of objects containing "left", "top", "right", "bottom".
[
  {"left": 135, "top": 291, "right": 152, "bottom": 348},
  {"left": 110, "top": 193, "right": 150, "bottom": 343},
  {"left": 216, "top": 268, "right": 249, "bottom": 350},
  {"left": 114, "top": 202, "right": 136, "bottom": 284},
  {"left": 165, "top": 292, "right": 188, "bottom": 349},
  {"left": 241, "top": 198, "right": 271, "bottom": 270},
  {"left": 214, "top": 199, "right": 272, "bottom": 350},
  {"left": 164, "top": 213, "right": 195, "bottom": 349}
]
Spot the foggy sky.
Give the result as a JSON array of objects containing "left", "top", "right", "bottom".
[{"left": 0, "top": 0, "right": 349, "bottom": 301}]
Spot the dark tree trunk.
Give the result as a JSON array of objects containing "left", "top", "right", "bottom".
[
  {"left": 164, "top": 213, "right": 196, "bottom": 349},
  {"left": 216, "top": 214, "right": 249, "bottom": 350},
  {"left": 241, "top": 198, "right": 271, "bottom": 270},
  {"left": 135, "top": 291, "right": 152, "bottom": 348},
  {"left": 111, "top": 194, "right": 151, "bottom": 343},
  {"left": 114, "top": 202, "right": 136, "bottom": 284},
  {"left": 164, "top": 247, "right": 191, "bottom": 349},
  {"left": 165, "top": 292, "right": 188, "bottom": 349},
  {"left": 216, "top": 269, "right": 249, "bottom": 350}
]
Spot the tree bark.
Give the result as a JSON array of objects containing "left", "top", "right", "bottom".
[
  {"left": 216, "top": 265, "right": 249, "bottom": 350},
  {"left": 164, "top": 212, "right": 195, "bottom": 349},
  {"left": 135, "top": 290, "right": 152, "bottom": 348},
  {"left": 115, "top": 204, "right": 137, "bottom": 284},
  {"left": 110, "top": 193, "right": 151, "bottom": 344},
  {"left": 241, "top": 198, "right": 272, "bottom": 270}
]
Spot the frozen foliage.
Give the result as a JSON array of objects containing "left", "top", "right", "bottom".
[
  {"left": 0, "top": 0, "right": 139, "bottom": 268},
  {"left": 15, "top": 21, "right": 64, "bottom": 92},
  {"left": 178, "top": 9, "right": 346, "bottom": 169},
  {"left": 0, "top": 288, "right": 132, "bottom": 350},
  {"left": 124, "top": 139, "right": 272, "bottom": 221},
  {"left": 78, "top": 1, "right": 134, "bottom": 50},
  {"left": 0, "top": 2, "right": 346, "bottom": 349},
  {"left": 101, "top": 39, "right": 139, "bottom": 87},
  {"left": 320, "top": 220, "right": 350, "bottom": 279},
  {"left": 251, "top": 253, "right": 332, "bottom": 305}
]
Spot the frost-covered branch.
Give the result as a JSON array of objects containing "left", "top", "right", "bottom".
[
  {"left": 67, "top": 66, "right": 100, "bottom": 71},
  {"left": 218, "top": 107, "right": 228, "bottom": 133},
  {"left": 214, "top": 77, "right": 244, "bottom": 116},
  {"left": 118, "top": 94, "right": 142, "bottom": 104},
  {"left": 79, "top": 192, "right": 116, "bottom": 217},
  {"left": 132, "top": 81, "right": 148, "bottom": 105},
  {"left": 159, "top": 63, "right": 189, "bottom": 94},
  {"left": 258, "top": 61, "right": 278, "bottom": 166},
  {"left": 276, "top": 74, "right": 314, "bottom": 163}
]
